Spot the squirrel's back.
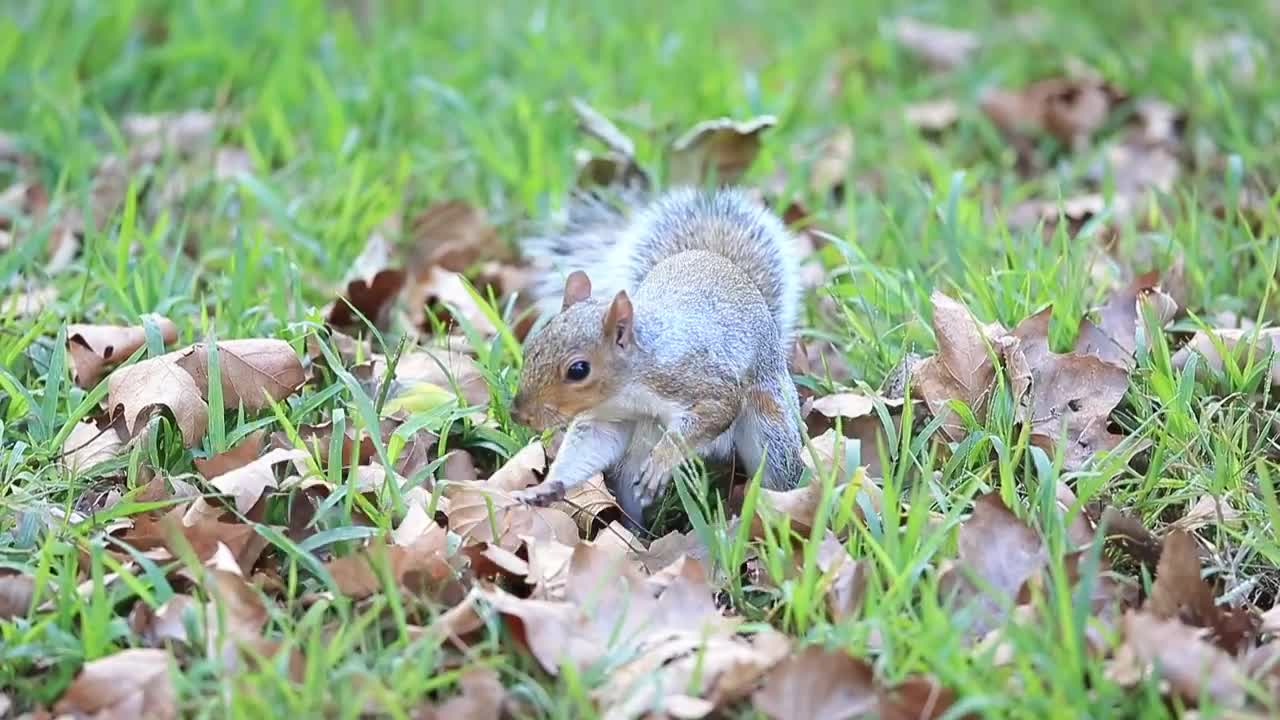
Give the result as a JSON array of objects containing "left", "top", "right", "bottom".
[{"left": 523, "top": 187, "right": 800, "bottom": 346}]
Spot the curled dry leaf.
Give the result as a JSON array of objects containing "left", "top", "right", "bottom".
[
  {"left": 486, "top": 440, "right": 547, "bottom": 492},
  {"left": 68, "top": 315, "right": 179, "bottom": 387},
  {"left": 123, "top": 507, "right": 270, "bottom": 575},
  {"left": 753, "top": 646, "right": 878, "bottom": 720},
  {"left": 805, "top": 391, "right": 906, "bottom": 479},
  {"left": 1149, "top": 530, "right": 1259, "bottom": 654},
  {"left": 326, "top": 223, "right": 406, "bottom": 331},
  {"left": 108, "top": 354, "right": 209, "bottom": 447},
  {"left": 194, "top": 429, "right": 266, "bottom": 479},
  {"left": 1172, "top": 495, "right": 1243, "bottom": 533},
  {"left": 568, "top": 98, "right": 649, "bottom": 190},
  {"left": 129, "top": 594, "right": 199, "bottom": 647},
  {"left": 324, "top": 526, "right": 460, "bottom": 601},
  {"left": 816, "top": 532, "right": 868, "bottom": 621},
  {"left": 938, "top": 493, "right": 1047, "bottom": 640},
  {"left": 54, "top": 648, "right": 177, "bottom": 720},
  {"left": 61, "top": 414, "right": 128, "bottom": 474},
  {"left": 409, "top": 200, "right": 505, "bottom": 274},
  {"left": 403, "top": 266, "right": 498, "bottom": 336},
  {"left": 1119, "top": 611, "right": 1247, "bottom": 709},
  {"left": 981, "top": 75, "right": 1126, "bottom": 150},
  {"left": 911, "top": 292, "right": 1002, "bottom": 441},
  {"left": 555, "top": 473, "right": 619, "bottom": 533},
  {"left": 668, "top": 115, "right": 777, "bottom": 187},
  {"left": 892, "top": 18, "right": 979, "bottom": 71},
  {"left": 175, "top": 339, "right": 306, "bottom": 412},
  {"left": 809, "top": 126, "right": 855, "bottom": 196},
  {"left": 905, "top": 99, "right": 961, "bottom": 133},
  {"left": 1172, "top": 327, "right": 1280, "bottom": 387},
  {"left": 414, "top": 667, "right": 506, "bottom": 720},
  {"left": 756, "top": 468, "right": 882, "bottom": 540},
  {"left": 182, "top": 447, "right": 308, "bottom": 526},
  {"left": 0, "top": 283, "right": 56, "bottom": 318},
  {"left": 445, "top": 482, "right": 578, "bottom": 551},
  {"left": 1009, "top": 308, "right": 1129, "bottom": 471},
  {"left": 1075, "top": 271, "right": 1178, "bottom": 369},
  {"left": 0, "top": 573, "right": 35, "bottom": 619}
]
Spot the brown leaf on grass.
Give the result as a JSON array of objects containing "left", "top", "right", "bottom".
[
  {"left": 445, "top": 482, "right": 578, "bottom": 551},
  {"left": 413, "top": 667, "right": 506, "bottom": 720},
  {"left": 123, "top": 507, "right": 269, "bottom": 575},
  {"left": 1055, "top": 481, "right": 1096, "bottom": 549},
  {"left": 878, "top": 675, "right": 964, "bottom": 720},
  {"left": 809, "top": 126, "right": 855, "bottom": 196},
  {"left": 326, "top": 225, "right": 406, "bottom": 331},
  {"left": 554, "top": 473, "right": 620, "bottom": 533},
  {"left": 981, "top": 76, "right": 1126, "bottom": 151},
  {"left": 442, "top": 449, "right": 479, "bottom": 482},
  {"left": 486, "top": 440, "right": 547, "bottom": 492},
  {"left": 182, "top": 447, "right": 308, "bottom": 525},
  {"left": 668, "top": 115, "right": 777, "bottom": 186},
  {"left": 636, "top": 529, "right": 707, "bottom": 574},
  {"left": 570, "top": 97, "right": 636, "bottom": 160},
  {"left": 568, "top": 99, "right": 650, "bottom": 190},
  {"left": 1149, "top": 530, "right": 1260, "bottom": 654},
  {"left": 817, "top": 533, "right": 868, "bottom": 622},
  {"left": 203, "top": 565, "right": 270, "bottom": 662},
  {"left": 1119, "top": 611, "right": 1247, "bottom": 709},
  {"left": 108, "top": 354, "right": 209, "bottom": 446},
  {"left": 0, "top": 283, "right": 56, "bottom": 318},
  {"left": 905, "top": 99, "right": 961, "bottom": 133},
  {"left": 911, "top": 292, "right": 1002, "bottom": 441},
  {"left": 756, "top": 465, "right": 881, "bottom": 540},
  {"left": 61, "top": 414, "right": 128, "bottom": 474},
  {"left": 122, "top": 110, "right": 220, "bottom": 161},
  {"left": 1075, "top": 271, "right": 1178, "bottom": 369},
  {"left": 324, "top": 526, "right": 459, "bottom": 601},
  {"left": 367, "top": 346, "right": 490, "bottom": 412},
  {"left": 804, "top": 392, "right": 906, "bottom": 479},
  {"left": 1009, "top": 308, "right": 1129, "bottom": 470},
  {"left": 129, "top": 594, "right": 199, "bottom": 647},
  {"left": 193, "top": 429, "right": 266, "bottom": 479},
  {"left": 1097, "top": 505, "right": 1163, "bottom": 569},
  {"left": 938, "top": 493, "right": 1047, "bottom": 639},
  {"left": 54, "top": 648, "right": 177, "bottom": 720},
  {"left": 1172, "top": 327, "right": 1280, "bottom": 386},
  {"left": 753, "top": 645, "right": 877, "bottom": 720},
  {"left": 409, "top": 201, "right": 506, "bottom": 274},
  {"left": 1172, "top": 495, "right": 1243, "bottom": 533},
  {"left": 524, "top": 536, "right": 577, "bottom": 600},
  {"left": 68, "top": 315, "right": 179, "bottom": 387},
  {"left": 174, "top": 339, "right": 306, "bottom": 412},
  {"left": 893, "top": 18, "right": 979, "bottom": 71},
  {"left": 0, "top": 574, "right": 35, "bottom": 619},
  {"left": 403, "top": 266, "right": 498, "bottom": 336}
]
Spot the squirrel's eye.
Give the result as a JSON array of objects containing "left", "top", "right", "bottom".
[{"left": 565, "top": 360, "right": 591, "bottom": 382}]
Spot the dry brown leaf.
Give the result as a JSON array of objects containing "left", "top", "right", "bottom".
[
  {"left": 905, "top": 99, "right": 961, "bottom": 133},
  {"left": 1075, "top": 271, "right": 1178, "bottom": 369},
  {"left": 1055, "top": 481, "right": 1096, "bottom": 549},
  {"left": 804, "top": 392, "right": 906, "bottom": 479},
  {"left": 981, "top": 76, "right": 1125, "bottom": 150},
  {"left": 326, "top": 225, "right": 406, "bottom": 331},
  {"left": 1172, "top": 495, "right": 1243, "bottom": 534},
  {"left": 878, "top": 675, "right": 963, "bottom": 720},
  {"left": 68, "top": 315, "right": 179, "bottom": 388},
  {"left": 1149, "top": 530, "right": 1214, "bottom": 623},
  {"left": 123, "top": 507, "right": 269, "bottom": 575},
  {"left": 570, "top": 97, "right": 636, "bottom": 160},
  {"left": 1009, "top": 308, "right": 1129, "bottom": 470},
  {"left": 182, "top": 447, "right": 308, "bottom": 525},
  {"left": 809, "top": 127, "right": 855, "bottom": 196},
  {"left": 893, "top": 18, "right": 979, "bottom": 71},
  {"left": 938, "top": 493, "right": 1047, "bottom": 639},
  {"left": 122, "top": 110, "right": 219, "bottom": 161},
  {"left": 413, "top": 667, "right": 506, "bottom": 720},
  {"left": 555, "top": 472, "right": 619, "bottom": 532},
  {"left": 446, "top": 482, "right": 578, "bottom": 551},
  {"left": 324, "top": 526, "right": 457, "bottom": 600},
  {"left": 367, "top": 346, "right": 490, "bottom": 410},
  {"left": 524, "top": 536, "right": 577, "bottom": 600},
  {"left": 194, "top": 430, "right": 266, "bottom": 479},
  {"left": 0, "top": 574, "right": 35, "bottom": 619},
  {"left": 1172, "top": 327, "right": 1280, "bottom": 387},
  {"left": 756, "top": 469, "right": 882, "bottom": 539},
  {"left": 668, "top": 115, "right": 777, "bottom": 186},
  {"left": 61, "top": 415, "right": 128, "bottom": 474},
  {"left": 637, "top": 529, "right": 707, "bottom": 574},
  {"left": 911, "top": 292, "right": 1001, "bottom": 441},
  {"left": 174, "top": 339, "right": 306, "bottom": 412},
  {"left": 1120, "top": 611, "right": 1247, "bottom": 708},
  {"left": 487, "top": 440, "right": 547, "bottom": 492},
  {"left": 108, "top": 354, "right": 209, "bottom": 447},
  {"left": 1, "top": 284, "right": 56, "bottom": 318},
  {"left": 753, "top": 646, "right": 878, "bottom": 720},
  {"left": 816, "top": 533, "right": 868, "bottom": 622},
  {"left": 403, "top": 266, "right": 498, "bottom": 336},
  {"left": 54, "top": 648, "right": 177, "bottom": 720},
  {"left": 203, "top": 566, "right": 270, "bottom": 661},
  {"left": 409, "top": 200, "right": 506, "bottom": 275},
  {"left": 129, "top": 594, "right": 199, "bottom": 647}
]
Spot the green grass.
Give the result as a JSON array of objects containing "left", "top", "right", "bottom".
[{"left": 2, "top": 0, "right": 1280, "bottom": 717}]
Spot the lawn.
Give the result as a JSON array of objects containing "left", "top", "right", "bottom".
[{"left": 2, "top": 0, "right": 1280, "bottom": 718}]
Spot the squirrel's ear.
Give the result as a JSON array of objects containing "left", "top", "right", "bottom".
[
  {"left": 604, "top": 291, "right": 635, "bottom": 349},
  {"left": 562, "top": 271, "right": 592, "bottom": 310}
]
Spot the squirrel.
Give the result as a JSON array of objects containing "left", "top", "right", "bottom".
[{"left": 509, "top": 186, "right": 805, "bottom": 527}]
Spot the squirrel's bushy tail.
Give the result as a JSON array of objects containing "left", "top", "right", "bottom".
[{"left": 522, "top": 186, "right": 801, "bottom": 344}]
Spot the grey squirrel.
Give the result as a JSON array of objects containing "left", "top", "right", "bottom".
[{"left": 510, "top": 187, "right": 805, "bottom": 526}]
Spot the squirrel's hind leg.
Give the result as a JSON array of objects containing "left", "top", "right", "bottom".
[
  {"left": 734, "top": 372, "right": 804, "bottom": 490},
  {"left": 607, "top": 420, "right": 664, "bottom": 531}
]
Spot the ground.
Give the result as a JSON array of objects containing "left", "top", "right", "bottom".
[{"left": 2, "top": 1, "right": 1280, "bottom": 718}]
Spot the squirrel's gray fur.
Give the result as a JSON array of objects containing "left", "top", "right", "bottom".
[
  {"left": 512, "top": 186, "right": 805, "bottom": 529},
  {"left": 523, "top": 186, "right": 800, "bottom": 346}
]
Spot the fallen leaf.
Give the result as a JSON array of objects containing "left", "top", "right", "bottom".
[
  {"left": 893, "top": 18, "right": 979, "bottom": 71},
  {"left": 1009, "top": 308, "right": 1130, "bottom": 470},
  {"left": 487, "top": 440, "right": 547, "bottom": 492},
  {"left": 570, "top": 97, "right": 636, "bottom": 160},
  {"left": 123, "top": 507, "right": 269, "bottom": 575},
  {"left": 1172, "top": 327, "right": 1280, "bottom": 387},
  {"left": 524, "top": 536, "right": 578, "bottom": 600},
  {"left": 756, "top": 470, "right": 882, "bottom": 539},
  {"left": 804, "top": 392, "right": 906, "bottom": 478},
  {"left": 1171, "top": 495, "right": 1243, "bottom": 534},
  {"left": 0, "top": 284, "right": 56, "bottom": 317},
  {"left": 54, "top": 648, "right": 177, "bottom": 720},
  {"left": 122, "top": 109, "right": 219, "bottom": 161},
  {"left": 367, "top": 347, "right": 490, "bottom": 411},
  {"left": 408, "top": 200, "right": 506, "bottom": 274},
  {"left": 203, "top": 565, "right": 270, "bottom": 663},
  {"left": 182, "top": 447, "right": 308, "bottom": 525},
  {"left": 129, "top": 594, "right": 199, "bottom": 647},
  {"left": 414, "top": 667, "right": 506, "bottom": 720},
  {"left": 1120, "top": 611, "right": 1246, "bottom": 708},
  {"left": 1149, "top": 530, "right": 1260, "bottom": 654},
  {"left": 326, "top": 223, "right": 406, "bottom": 331},
  {"left": 324, "top": 527, "right": 460, "bottom": 601},
  {"left": 0, "top": 574, "right": 35, "bottom": 618},
  {"left": 911, "top": 292, "right": 1001, "bottom": 441},
  {"left": 939, "top": 493, "right": 1047, "bottom": 639},
  {"left": 809, "top": 126, "right": 855, "bottom": 196},
  {"left": 754, "top": 645, "right": 876, "bottom": 720},
  {"left": 878, "top": 675, "right": 963, "bottom": 720},
  {"left": 1055, "top": 481, "right": 1096, "bottom": 549},
  {"left": 174, "top": 339, "right": 306, "bottom": 412},
  {"left": 668, "top": 115, "right": 777, "bottom": 186},
  {"left": 981, "top": 75, "right": 1126, "bottom": 151},
  {"left": 905, "top": 99, "right": 961, "bottom": 133},
  {"left": 1074, "top": 271, "right": 1178, "bottom": 369},
  {"left": 194, "top": 429, "right": 266, "bottom": 479},
  {"left": 403, "top": 266, "right": 498, "bottom": 336},
  {"left": 555, "top": 473, "right": 619, "bottom": 533},
  {"left": 61, "top": 415, "right": 128, "bottom": 474},
  {"left": 816, "top": 533, "right": 868, "bottom": 621},
  {"left": 68, "top": 315, "right": 180, "bottom": 387},
  {"left": 108, "top": 354, "right": 209, "bottom": 447},
  {"left": 446, "top": 482, "right": 578, "bottom": 551}
]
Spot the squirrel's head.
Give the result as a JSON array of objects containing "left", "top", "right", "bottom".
[{"left": 513, "top": 271, "right": 635, "bottom": 431}]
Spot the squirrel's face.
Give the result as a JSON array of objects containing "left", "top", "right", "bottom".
[{"left": 512, "top": 271, "right": 635, "bottom": 431}]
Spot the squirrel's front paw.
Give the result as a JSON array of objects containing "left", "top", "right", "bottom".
[
  {"left": 511, "top": 480, "right": 566, "bottom": 507},
  {"left": 637, "top": 436, "right": 682, "bottom": 504}
]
